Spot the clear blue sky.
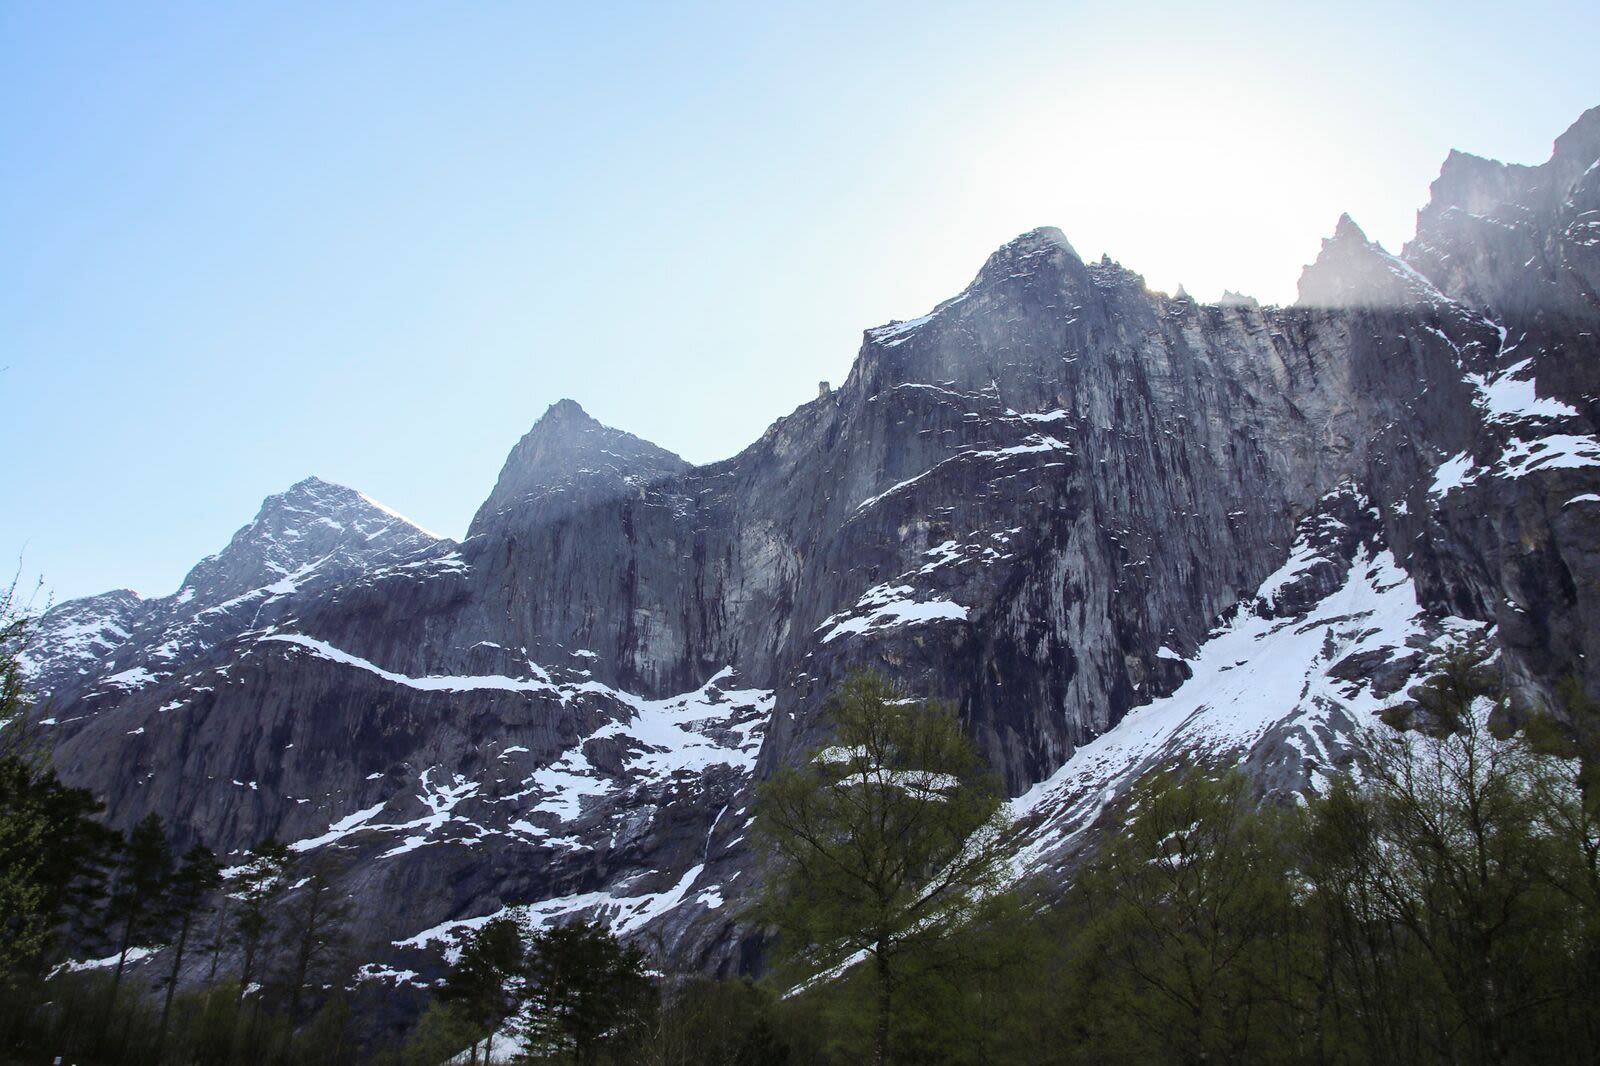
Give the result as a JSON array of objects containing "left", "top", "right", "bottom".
[{"left": 3, "top": 1, "right": 1595, "bottom": 604}]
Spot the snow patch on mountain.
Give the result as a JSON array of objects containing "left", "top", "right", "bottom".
[
  {"left": 1010, "top": 542, "right": 1461, "bottom": 875},
  {"left": 396, "top": 862, "right": 712, "bottom": 958},
  {"left": 276, "top": 657, "right": 771, "bottom": 863},
  {"left": 262, "top": 634, "right": 565, "bottom": 696},
  {"left": 818, "top": 583, "right": 969, "bottom": 644}
]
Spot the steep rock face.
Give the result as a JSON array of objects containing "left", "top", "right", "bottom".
[
  {"left": 18, "top": 107, "right": 1600, "bottom": 995},
  {"left": 1405, "top": 104, "right": 1600, "bottom": 322},
  {"left": 1009, "top": 483, "right": 1469, "bottom": 878},
  {"left": 1391, "top": 111, "right": 1600, "bottom": 707},
  {"left": 763, "top": 224, "right": 1485, "bottom": 796}
]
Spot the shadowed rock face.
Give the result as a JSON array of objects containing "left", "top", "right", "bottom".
[
  {"left": 20, "top": 108, "right": 1600, "bottom": 994},
  {"left": 1406, "top": 104, "right": 1600, "bottom": 323}
]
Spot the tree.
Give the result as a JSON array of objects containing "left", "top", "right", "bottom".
[
  {"left": 104, "top": 811, "right": 175, "bottom": 1022},
  {"left": 0, "top": 591, "right": 36, "bottom": 981},
  {"left": 0, "top": 753, "right": 52, "bottom": 987},
  {"left": 1074, "top": 767, "right": 1303, "bottom": 1065},
  {"left": 752, "top": 671, "right": 1013, "bottom": 1066},
  {"left": 405, "top": 999, "right": 485, "bottom": 1066},
  {"left": 645, "top": 976, "right": 796, "bottom": 1066},
  {"left": 1, "top": 586, "right": 122, "bottom": 987},
  {"left": 521, "top": 919, "right": 655, "bottom": 1065},
  {"left": 0, "top": 754, "right": 120, "bottom": 990},
  {"left": 156, "top": 841, "right": 222, "bottom": 1062},
  {"left": 232, "top": 838, "right": 291, "bottom": 1003},
  {"left": 438, "top": 916, "right": 525, "bottom": 1066},
  {"left": 1305, "top": 639, "right": 1585, "bottom": 1064},
  {"left": 278, "top": 853, "right": 355, "bottom": 1031}
]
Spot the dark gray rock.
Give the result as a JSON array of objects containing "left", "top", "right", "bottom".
[{"left": 18, "top": 106, "right": 1600, "bottom": 1001}]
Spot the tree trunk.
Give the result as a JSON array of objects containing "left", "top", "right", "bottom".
[
  {"left": 103, "top": 904, "right": 140, "bottom": 1048},
  {"left": 155, "top": 909, "right": 194, "bottom": 1062},
  {"left": 206, "top": 902, "right": 228, "bottom": 984},
  {"left": 239, "top": 937, "right": 256, "bottom": 1002},
  {"left": 874, "top": 944, "right": 892, "bottom": 1066}
]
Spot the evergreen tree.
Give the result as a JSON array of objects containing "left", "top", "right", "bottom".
[
  {"left": 0, "top": 750, "right": 122, "bottom": 983},
  {"left": 0, "top": 751, "right": 52, "bottom": 987},
  {"left": 156, "top": 841, "right": 222, "bottom": 1062},
  {"left": 0, "top": 586, "right": 120, "bottom": 989},
  {"left": 105, "top": 811, "right": 175, "bottom": 1021},
  {"left": 438, "top": 916, "right": 525, "bottom": 1065},
  {"left": 233, "top": 838, "right": 291, "bottom": 1002},
  {"left": 521, "top": 919, "right": 655, "bottom": 1066},
  {"left": 278, "top": 853, "right": 355, "bottom": 1033},
  {"left": 752, "top": 671, "right": 1012, "bottom": 1066}
]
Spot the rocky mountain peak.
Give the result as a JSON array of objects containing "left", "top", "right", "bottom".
[
  {"left": 1296, "top": 213, "right": 1439, "bottom": 308},
  {"left": 1405, "top": 106, "right": 1600, "bottom": 319},
  {"left": 970, "top": 226, "right": 1081, "bottom": 289},
  {"left": 535, "top": 397, "right": 596, "bottom": 427},
  {"left": 176, "top": 476, "right": 443, "bottom": 607},
  {"left": 1418, "top": 107, "right": 1600, "bottom": 237},
  {"left": 1550, "top": 103, "right": 1600, "bottom": 173},
  {"left": 1331, "top": 212, "right": 1367, "bottom": 243},
  {"left": 469, "top": 401, "right": 690, "bottom": 536}
]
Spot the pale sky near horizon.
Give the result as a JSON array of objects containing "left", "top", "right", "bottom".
[{"left": 3, "top": 1, "right": 1596, "bottom": 604}]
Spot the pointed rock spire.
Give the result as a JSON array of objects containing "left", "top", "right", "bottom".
[
  {"left": 469, "top": 400, "right": 689, "bottom": 537},
  {"left": 1296, "top": 213, "right": 1440, "bottom": 308}
]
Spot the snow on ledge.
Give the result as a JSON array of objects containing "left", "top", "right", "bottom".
[
  {"left": 261, "top": 634, "right": 564, "bottom": 696},
  {"left": 817, "top": 583, "right": 969, "bottom": 643}
]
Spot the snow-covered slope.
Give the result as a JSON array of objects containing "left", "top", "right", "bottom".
[{"left": 1010, "top": 488, "right": 1480, "bottom": 875}]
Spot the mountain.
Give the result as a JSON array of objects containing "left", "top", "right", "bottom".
[
  {"left": 23, "top": 476, "right": 447, "bottom": 712},
  {"left": 19, "top": 107, "right": 1600, "bottom": 1005}
]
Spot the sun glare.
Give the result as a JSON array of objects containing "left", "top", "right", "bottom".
[{"left": 957, "top": 76, "right": 1373, "bottom": 305}]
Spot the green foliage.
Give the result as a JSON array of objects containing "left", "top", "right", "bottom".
[
  {"left": 643, "top": 976, "right": 800, "bottom": 1066},
  {"left": 737, "top": 643, "right": 1600, "bottom": 1066},
  {"left": 0, "top": 579, "right": 46, "bottom": 984},
  {"left": 1298, "top": 646, "right": 1593, "bottom": 1065},
  {"left": 404, "top": 998, "right": 486, "bottom": 1066},
  {"left": 0, "top": 586, "right": 122, "bottom": 996},
  {"left": 1062, "top": 768, "right": 1305, "bottom": 1064},
  {"left": 0, "top": 760, "right": 121, "bottom": 992},
  {"left": 232, "top": 837, "right": 291, "bottom": 999},
  {"left": 0, "top": 750, "right": 55, "bottom": 986},
  {"left": 752, "top": 671, "right": 1013, "bottom": 1064},
  {"left": 520, "top": 919, "right": 656, "bottom": 1065},
  {"left": 438, "top": 914, "right": 525, "bottom": 1060}
]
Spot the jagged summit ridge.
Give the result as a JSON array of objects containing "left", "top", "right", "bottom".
[
  {"left": 535, "top": 397, "right": 596, "bottom": 425},
  {"left": 1404, "top": 105, "right": 1600, "bottom": 320},
  {"left": 1295, "top": 211, "right": 1455, "bottom": 309},
  {"left": 23, "top": 473, "right": 452, "bottom": 707},
  {"left": 15, "top": 104, "right": 1600, "bottom": 1005},
  {"left": 181, "top": 475, "right": 445, "bottom": 603}
]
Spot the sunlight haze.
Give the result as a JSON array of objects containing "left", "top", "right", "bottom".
[{"left": 2, "top": 0, "right": 1595, "bottom": 602}]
